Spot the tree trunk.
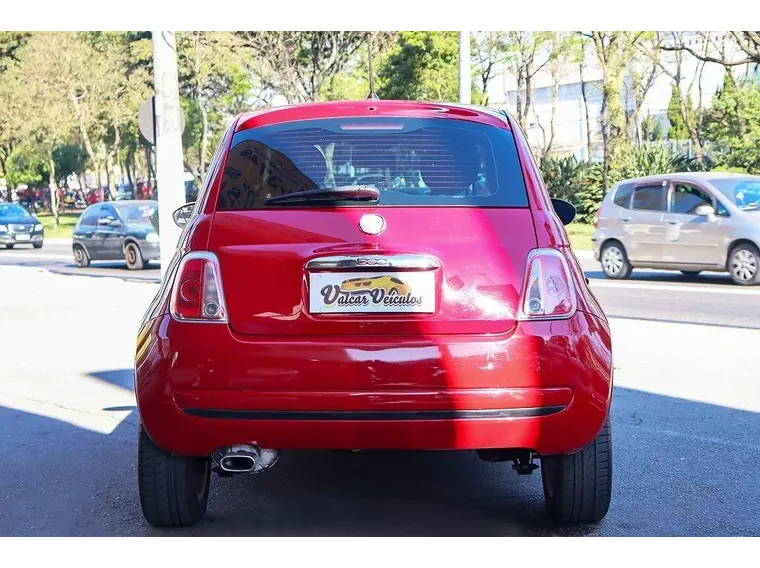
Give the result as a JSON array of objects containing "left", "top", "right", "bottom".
[
  {"left": 70, "top": 92, "right": 102, "bottom": 192},
  {"left": 524, "top": 72, "right": 534, "bottom": 131},
  {"left": 199, "top": 101, "right": 209, "bottom": 179},
  {"left": 681, "top": 100, "right": 705, "bottom": 161},
  {"left": 48, "top": 155, "right": 59, "bottom": 226},
  {"left": 125, "top": 149, "right": 134, "bottom": 197},
  {"left": 579, "top": 62, "right": 593, "bottom": 160},
  {"left": 515, "top": 71, "right": 526, "bottom": 130},
  {"left": 145, "top": 145, "right": 155, "bottom": 187},
  {"left": 545, "top": 72, "right": 559, "bottom": 155}
]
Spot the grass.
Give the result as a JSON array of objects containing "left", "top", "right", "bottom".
[
  {"left": 566, "top": 222, "right": 594, "bottom": 251},
  {"left": 36, "top": 210, "right": 80, "bottom": 239}
]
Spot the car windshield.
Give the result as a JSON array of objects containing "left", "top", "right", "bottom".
[
  {"left": 217, "top": 116, "right": 529, "bottom": 209},
  {"left": 709, "top": 177, "right": 760, "bottom": 211},
  {"left": 116, "top": 202, "right": 158, "bottom": 224},
  {"left": 0, "top": 204, "right": 32, "bottom": 217}
]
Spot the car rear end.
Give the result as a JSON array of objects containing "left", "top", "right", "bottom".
[{"left": 136, "top": 102, "right": 612, "bottom": 462}]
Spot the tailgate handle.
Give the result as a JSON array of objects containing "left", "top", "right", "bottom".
[{"left": 306, "top": 254, "right": 440, "bottom": 270}]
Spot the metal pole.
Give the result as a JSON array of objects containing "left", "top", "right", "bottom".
[
  {"left": 459, "top": 31, "right": 471, "bottom": 104},
  {"left": 152, "top": 31, "right": 185, "bottom": 280}
]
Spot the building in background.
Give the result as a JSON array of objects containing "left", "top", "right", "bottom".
[{"left": 485, "top": 33, "right": 759, "bottom": 162}]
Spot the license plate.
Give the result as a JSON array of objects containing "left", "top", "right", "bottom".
[
  {"left": 309, "top": 271, "right": 436, "bottom": 314},
  {"left": 14, "top": 234, "right": 31, "bottom": 241}
]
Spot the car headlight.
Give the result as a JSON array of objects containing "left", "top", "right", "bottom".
[
  {"left": 146, "top": 232, "right": 160, "bottom": 243},
  {"left": 0, "top": 224, "right": 7, "bottom": 233},
  {"left": 34, "top": 223, "right": 43, "bottom": 232}
]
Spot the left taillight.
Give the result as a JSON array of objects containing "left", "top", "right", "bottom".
[
  {"left": 170, "top": 252, "right": 228, "bottom": 323},
  {"left": 517, "top": 248, "right": 577, "bottom": 321}
]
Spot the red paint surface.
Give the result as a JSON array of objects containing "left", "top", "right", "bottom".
[{"left": 135, "top": 100, "right": 613, "bottom": 457}]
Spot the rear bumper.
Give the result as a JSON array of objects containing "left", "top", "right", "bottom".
[{"left": 136, "top": 312, "right": 613, "bottom": 456}]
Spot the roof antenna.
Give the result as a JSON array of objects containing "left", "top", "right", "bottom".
[{"left": 366, "top": 32, "right": 380, "bottom": 100}]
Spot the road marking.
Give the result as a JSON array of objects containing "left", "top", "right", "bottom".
[{"left": 590, "top": 280, "right": 760, "bottom": 295}]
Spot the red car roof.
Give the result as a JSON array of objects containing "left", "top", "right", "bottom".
[{"left": 235, "top": 100, "right": 512, "bottom": 132}]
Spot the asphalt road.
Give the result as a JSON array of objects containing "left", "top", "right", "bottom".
[
  {"left": 2, "top": 242, "right": 759, "bottom": 329},
  {"left": 0, "top": 242, "right": 161, "bottom": 282},
  {"left": 1, "top": 244, "right": 759, "bottom": 536}
]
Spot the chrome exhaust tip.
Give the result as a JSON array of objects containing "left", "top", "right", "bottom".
[
  {"left": 212, "top": 444, "right": 279, "bottom": 475},
  {"left": 219, "top": 454, "right": 256, "bottom": 473}
]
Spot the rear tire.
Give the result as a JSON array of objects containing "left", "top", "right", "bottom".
[
  {"left": 541, "top": 418, "right": 612, "bottom": 524},
  {"left": 5, "top": 244, "right": 14, "bottom": 249},
  {"left": 600, "top": 242, "right": 632, "bottom": 280},
  {"left": 138, "top": 424, "right": 210, "bottom": 528}
]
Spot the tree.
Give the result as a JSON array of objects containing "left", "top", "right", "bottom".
[
  {"left": 2, "top": 33, "right": 76, "bottom": 222},
  {"left": 703, "top": 79, "right": 760, "bottom": 173},
  {"left": 661, "top": 31, "right": 760, "bottom": 67},
  {"left": 0, "top": 33, "right": 30, "bottom": 178},
  {"left": 238, "top": 32, "right": 384, "bottom": 103},
  {"left": 378, "top": 32, "right": 459, "bottom": 101},
  {"left": 504, "top": 32, "right": 554, "bottom": 131},
  {"left": 650, "top": 32, "right": 706, "bottom": 160},
  {"left": 177, "top": 32, "right": 250, "bottom": 181},
  {"left": 472, "top": 32, "right": 508, "bottom": 105},
  {"left": 584, "top": 31, "right": 648, "bottom": 193},
  {"left": 666, "top": 83, "right": 690, "bottom": 140}
]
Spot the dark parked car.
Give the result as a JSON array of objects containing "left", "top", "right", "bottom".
[
  {"left": 0, "top": 203, "right": 44, "bottom": 249},
  {"left": 72, "top": 200, "right": 160, "bottom": 270}
]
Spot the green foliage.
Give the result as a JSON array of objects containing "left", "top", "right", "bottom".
[
  {"left": 666, "top": 84, "right": 690, "bottom": 140},
  {"left": 540, "top": 144, "right": 721, "bottom": 223},
  {"left": 5, "top": 144, "right": 47, "bottom": 187},
  {"left": 703, "top": 79, "right": 760, "bottom": 174},
  {"left": 378, "top": 32, "right": 459, "bottom": 101},
  {"left": 0, "top": 32, "right": 29, "bottom": 72},
  {"left": 52, "top": 144, "right": 87, "bottom": 185}
]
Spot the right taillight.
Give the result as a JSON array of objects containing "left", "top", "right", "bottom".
[
  {"left": 593, "top": 207, "right": 601, "bottom": 228},
  {"left": 170, "top": 252, "right": 228, "bottom": 323},
  {"left": 517, "top": 248, "right": 577, "bottom": 321}
]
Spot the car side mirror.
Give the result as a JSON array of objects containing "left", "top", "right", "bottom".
[
  {"left": 172, "top": 203, "right": 195, "bottom": 228},
  {"left": 551, "top": 198, "right": 576, "bottom": 226},
  {"left": 694, "top": 204, "right": 716, "bottom": 217}
]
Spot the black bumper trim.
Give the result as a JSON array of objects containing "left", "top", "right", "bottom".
[{"left": 181, "top": 406, "right": 565, "bottom": 421}]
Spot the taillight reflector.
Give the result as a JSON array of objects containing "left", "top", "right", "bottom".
[
  {"left": 517, "top": 249, "right": 577, "bottom": 321},
  {"left": 170, "top": 252, "right": 228, "bottom": 322}
]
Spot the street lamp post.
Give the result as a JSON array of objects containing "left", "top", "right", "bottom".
[{"left": 151, "top": 31, "right": 185, "bottom": 280}]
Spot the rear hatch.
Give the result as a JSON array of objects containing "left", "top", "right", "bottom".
[{"left": 208, "top": 115, "right": 536, "bottom": 336}]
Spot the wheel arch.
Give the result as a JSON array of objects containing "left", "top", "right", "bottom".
[
  {"left": 726, "top": 238, "right": 760, "bottom": 270},
  {"left": 72, "top": 241, "right": 91, "bottom": 259}
]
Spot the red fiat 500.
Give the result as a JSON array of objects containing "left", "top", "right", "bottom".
[{"left": 135, "top": 100, "right": 613, "bottom": 527}]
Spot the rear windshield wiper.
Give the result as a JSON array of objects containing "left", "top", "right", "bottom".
[{"left": 264, "top": 186, "right": 380, "bottom": 206}]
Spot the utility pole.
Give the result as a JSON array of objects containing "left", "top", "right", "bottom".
[
  {"left": 151, "top": 31, "right": 185, "bottom": 279},
  {"left": 459, "top": 31, "right": 471, "bottom": 104}
]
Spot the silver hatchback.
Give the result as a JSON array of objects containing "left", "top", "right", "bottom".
[{"left": 592, "top": 173, "right": 760, "bottom": 285}]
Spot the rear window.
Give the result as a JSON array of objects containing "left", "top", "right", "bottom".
[{"left": 217, "top": 117, "right": 528, "bottom": 209}]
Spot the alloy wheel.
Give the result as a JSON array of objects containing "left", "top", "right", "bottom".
[
  {"left": 731, "top": 249, "right": 758, "bottom": 283},
  {"left": 602, "top": 246, "right": 624, "bottom": 276}
]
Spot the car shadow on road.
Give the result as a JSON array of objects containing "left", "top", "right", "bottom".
[
  {"left": 1, "top": 371, "right": 759, "bottom": 536},
  {"left": 0, "top": 258, "right": 161, "bottom": 283},
  {"left": 584, "top": 269, "right": 735, "bottom": 286}
]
